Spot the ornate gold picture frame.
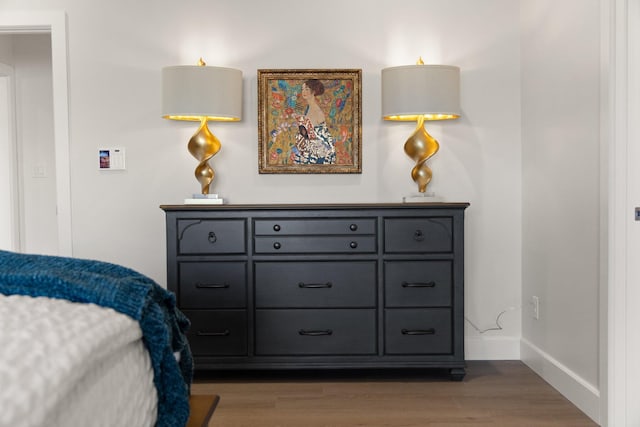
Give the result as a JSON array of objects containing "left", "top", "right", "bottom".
[{"left": 258, "top": 69, "right": 362, "bottom": 174}]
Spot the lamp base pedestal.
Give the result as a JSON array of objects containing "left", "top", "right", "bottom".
[
  {"left": 184, "top": 194, "right": 225, "bottom": 205},
  {"left": 402, "top": 192, "right": 443, "bottom": 204}
]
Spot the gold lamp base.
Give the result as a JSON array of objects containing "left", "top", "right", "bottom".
[
  {"left": 188, "top": 118, "right": 221, "bottom": 195},
  {"left": 403, "top": 116, "right": 439, "bottom": 193}
]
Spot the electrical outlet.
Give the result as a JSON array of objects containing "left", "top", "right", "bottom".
[{"left": 531, "top": 296, "right": 540, "bottom": 320}]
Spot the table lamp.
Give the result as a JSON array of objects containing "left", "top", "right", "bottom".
[
  {"left": 162, "top": 59, "right": 242, "bottom": 203},
  {"left": 382, "top": 58, "right": 460, "bottom": 199}
]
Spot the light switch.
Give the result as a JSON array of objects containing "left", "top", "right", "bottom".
[{"left": 32, "top": 165, "right": 47, "bottom": 178}]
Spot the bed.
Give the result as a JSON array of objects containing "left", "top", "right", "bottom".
[{"left": 0, "top": 250, "right": 193, "bottom": 427}]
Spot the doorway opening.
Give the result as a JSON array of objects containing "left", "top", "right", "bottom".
[{"left": 0, "top": 11, "right": 72, "bottom": 256}]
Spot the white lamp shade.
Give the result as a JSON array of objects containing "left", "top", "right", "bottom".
[
  {"left": 162, "top": 65, "right": 242, "bottom": 121},
  {"left": 381, "top": 64, "right": 460, "bottom": 121}
]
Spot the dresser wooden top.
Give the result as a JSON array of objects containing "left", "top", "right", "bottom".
[{"left": 160, "top": 202, "right": 470, "bottom": 212}]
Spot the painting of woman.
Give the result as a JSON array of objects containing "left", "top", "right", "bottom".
[
  {"left": 293, "top": 79, "right": 336, "bottom": 164},
  {"left": 258, "top": 69, "right": 361, "bottom": 174}
]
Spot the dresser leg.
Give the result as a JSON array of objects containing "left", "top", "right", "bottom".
[{"left": 449, "top": 367, "right": 466, "bottom": 381}]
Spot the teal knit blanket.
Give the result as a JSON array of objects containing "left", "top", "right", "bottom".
[{"left": 0, "top": 250, "right": 193, "bottom": 427}]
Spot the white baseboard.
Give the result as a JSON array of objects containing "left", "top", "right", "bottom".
[
  {"left": 465, "top": 335, "right": 521, "bottom": 360},
  {"left": 520, "top": 338, "right": 600, "bottom": 424}
]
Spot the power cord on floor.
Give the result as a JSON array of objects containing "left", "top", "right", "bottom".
[{"left": 465, "top": 306, "right": 520, "bottom": 334}]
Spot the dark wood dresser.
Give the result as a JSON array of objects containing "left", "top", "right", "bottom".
[{"left": 160, "top": 203, "right": 469, "bottom": 380}]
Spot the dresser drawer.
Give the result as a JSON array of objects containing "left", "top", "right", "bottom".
[
  {"left": 177, "top": 219, "right": 246, "bottom": 254},
  {"left": 255, "top": 261, "right": 376, "bottom": 308},
  {"left": 384, "top": 308, "right": 452, "bottom": 354},
  {"left": 255, "top": 309, "right": 376, "bottom": 355},
  {"left": 384, "top": 217, "right": 453, "bottom": 253},
  {"left": 183, "top": 309, "right": 247, "bottom": 356},
  {"left": 179, "top": 262, "right": 246, "bottom": 308},
  {"left": 254, "top": 218, "right": 376, "bottom": 235},
  {"left": 385, "top": 261, "right": 452, "bottom": 307},
  {"left": 254, "top": 236, "right": 376, "bottom": 254}
]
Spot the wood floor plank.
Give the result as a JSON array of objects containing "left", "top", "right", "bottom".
[{"left": 191, "top": 361, "right": 598, "bottom": 426}]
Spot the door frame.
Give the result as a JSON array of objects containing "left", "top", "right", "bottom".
[
  {"left": 0, "top": 11, "right": 72, "bottom": 256},
  {"left": 602, "top": 0, "right": 640, "bottom": 425},
  {"left": 0, "top": 64, "right": 20, "bottom": 250}
]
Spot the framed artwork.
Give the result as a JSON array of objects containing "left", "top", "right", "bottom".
[{"left": 258, "top": 69, "right": 362, "bottom": 174}]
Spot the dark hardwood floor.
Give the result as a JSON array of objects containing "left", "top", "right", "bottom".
[{"left": 191, "top": 360, "right": 598, "bottom": 426}]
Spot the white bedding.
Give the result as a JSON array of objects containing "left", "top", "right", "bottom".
[{"left": 0, "top": 294, "right": 158, "bottom": 427}]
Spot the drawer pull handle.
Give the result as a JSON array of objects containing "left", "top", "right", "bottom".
[
  {"left": 349, "top": 223, "right": 358, "bottom": 231},
  {"left": 413, "top": 229, "right": 425, "bottom": 242},
  {"left": 208, "top": 231, "right": 217, "bottom": 244},
  {"left": 402, "top": 328, "right": 435, "bottom": 336},
  {"left": 273, "top": 224, "right": 281, "bottom": 232},
  {"left": 349, "top": 241, "right": 358, "bottom": 249},
  {"left": 197, "top": 329, "right": 230, "bottom": 337},
  {"left": 273, "top": 242, "right": 282, "bottom": 250},
  {"left": 298, "top": 282, "right": 333, "bottom": 289},
  {"left": 195, "top": 283, "right": 230, "bottom": 289},
  {"left": 402, "top": 281, "right": 436, "bottom": 288},
  {"left": 299, "top": 329, "right": 333, "bottom": 336}
]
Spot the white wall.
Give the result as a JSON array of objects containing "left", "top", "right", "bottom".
[
  {"left": 520, "top": 0, "right": 601, "bottom": 422},
  {"left": 14, "top": 35, "right": 57, "bottom": 254}
]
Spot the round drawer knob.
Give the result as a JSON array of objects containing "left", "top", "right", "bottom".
[
  {"left": 349, "top": 224, "right": 358, "bottom": 231},
  {"left": 273, "top": 242, "right": 281, "bottom": 250},
  {"left": 273, "top": 224, "right": 281, "bottom": 232},
  {"left": 349, "top": 241, "right": 358, "bottom": 249}
]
